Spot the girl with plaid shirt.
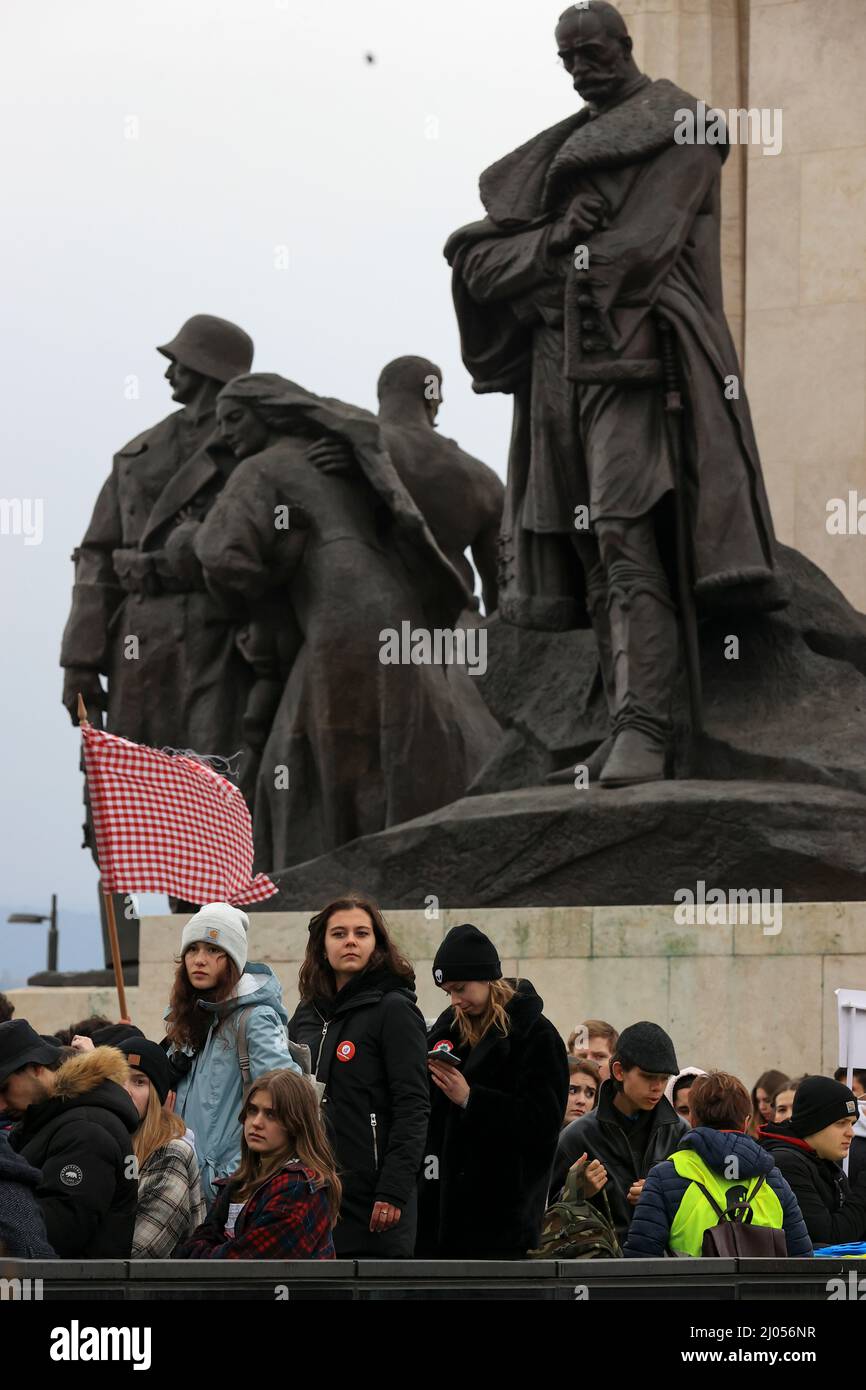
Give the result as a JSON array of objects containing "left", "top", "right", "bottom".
[
  {"left": 116, "top": 1036, "right": 206, "bottom": 1259},
  {"left": 176, "top": 1069, "right": 340, "bottom": 1259}
]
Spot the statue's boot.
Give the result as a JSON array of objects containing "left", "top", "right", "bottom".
[
  {"left": 599, "top": 575, "right": 678, "bottom": 789},
  {"left": 546, "top": 736, "right": 614, "bottom": 785},
  {"left": 546, "top": 571, "right": 616, "bottom": 786}
]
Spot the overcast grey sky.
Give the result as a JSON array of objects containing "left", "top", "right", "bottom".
[{"left": 0, "top": 0, "right": 586, "bottom": 973}]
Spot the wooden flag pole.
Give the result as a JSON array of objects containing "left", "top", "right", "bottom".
[
  {"left": 103, "top": 893, "right": 130, "bottom": 1024},
  {"left": 78, "top": 694, "right": 130, "bottom": 1023}
]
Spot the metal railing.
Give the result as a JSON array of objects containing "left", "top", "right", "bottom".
[{"left": 0, "top": 1257, "right": 853, "bottom": 1300}]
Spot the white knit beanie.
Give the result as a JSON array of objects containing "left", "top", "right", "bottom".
[{"left": 181, "top": 903, "right": 250, "bottom": 975}]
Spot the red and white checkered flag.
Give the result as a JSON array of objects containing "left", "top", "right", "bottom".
[{"left": 81, "top": 722, "right": 277, "bottom": 905}]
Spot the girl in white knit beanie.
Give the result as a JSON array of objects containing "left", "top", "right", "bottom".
[{"left": 163, "top": 903, "right": 300, "bottom": 1206}]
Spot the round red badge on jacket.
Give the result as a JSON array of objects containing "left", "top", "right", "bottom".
[
  {"left": 336, "top": 1040, "right": 355, "bottom": 1062},
  {"left": 433, "top": 1040, "right": 454, "bottom": 1053}
]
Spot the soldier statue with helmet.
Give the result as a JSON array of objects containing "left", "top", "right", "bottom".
[{"left": 60, "top": 314, "right": 255, "bottom": 759}]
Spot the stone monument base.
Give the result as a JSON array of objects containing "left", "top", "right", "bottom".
[
  {"left": 26, "top": 967, "right": 139, "bottom": 989},
  {"left": 7, "top": 903, "right": 864, "bottom": 1083},
  {"left": 266, "top": 779, "right": 866, "bottom": 909}
]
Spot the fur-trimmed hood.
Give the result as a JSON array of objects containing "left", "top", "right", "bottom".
[
  {"left": 461, "top": 78, "right": 720, "bottom": 232},
  {"left": 53, "top": 1046, "right": 130, "bottom": 1100},
  {"left": 10, "top": 1046, "right": 140, "bottom": 1151}
]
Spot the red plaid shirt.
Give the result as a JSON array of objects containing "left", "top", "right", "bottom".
[{"left": 177, "top": 1164, "right": 335, "bottom": 1260}]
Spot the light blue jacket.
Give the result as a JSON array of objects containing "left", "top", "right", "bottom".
[{"left": 170, "top": 963, "right": 300, "bottom": 1206}]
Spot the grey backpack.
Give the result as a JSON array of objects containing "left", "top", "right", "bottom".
[{"left": 235, "top": 1006, "right": 313, "bottom": 1094}]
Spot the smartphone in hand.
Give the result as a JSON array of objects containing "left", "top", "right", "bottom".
[{"left": 427, "top": 1048, "right": 462, "bottom": 1068}]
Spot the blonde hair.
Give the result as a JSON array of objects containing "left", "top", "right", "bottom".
[
  {"left": 453, "top": 979, "right": 517, "bottom": 1049},
  {"left": 131, "top": 1076, "right": 186, "bottom": 1167}
]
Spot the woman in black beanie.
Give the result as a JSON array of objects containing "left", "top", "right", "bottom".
[
  {"left": 760, "top": 1074, "right": 866, "bottom": 1246},
  {"left": 417, "top": 924, "right": 569, "bottom": 1257},
  {"left": 116, "top": 1037, "right": 206, "bottom": 1258}
]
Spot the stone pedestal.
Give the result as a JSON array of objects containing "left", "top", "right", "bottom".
[{"left": 8, "top": 902, "right": 865, "bottom": 1083}]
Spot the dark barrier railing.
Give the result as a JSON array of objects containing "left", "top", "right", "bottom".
[{"left": 0, "top": 1257, "right": 857, "bottom": 1300}]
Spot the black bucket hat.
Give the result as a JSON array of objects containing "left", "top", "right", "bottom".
[{"left": 0, "top": 1019, "right": 61, "bottom": 1087}]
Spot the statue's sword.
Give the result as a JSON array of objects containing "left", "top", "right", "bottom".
[{"left": 655, "top": 314, "right": 704, "bottom": 739}]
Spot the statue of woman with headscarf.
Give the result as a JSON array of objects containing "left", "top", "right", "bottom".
[{"left": 194, "top": 373, "right": 501, "bottom": 872}]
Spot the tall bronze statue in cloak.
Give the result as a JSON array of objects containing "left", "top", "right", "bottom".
[{"left": 446, "top": 1, "right": 786, "bottom": 787}]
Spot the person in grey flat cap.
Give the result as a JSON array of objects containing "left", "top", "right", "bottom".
[{"left": 551, "top": 1020, "right": 686, "bottom": 1239}]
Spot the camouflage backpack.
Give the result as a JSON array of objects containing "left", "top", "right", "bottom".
[{"left": 529, "top": 1164, "right": 622, "bottom": 1259}]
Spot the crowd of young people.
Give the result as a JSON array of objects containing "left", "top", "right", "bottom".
[{"left": 1, "top": 899, "right": 864, "bottom": 1262}]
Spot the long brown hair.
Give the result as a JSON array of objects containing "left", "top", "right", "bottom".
[
  {"left": 131, "top": 1075, "right": 187, "bottom": 1167},
  {"left": 298, "top": 893, "right": 414, "bottom": 1003},
  {"left": 453, "top": 979, "right": 517, "bottom": 1049},
  {"left": 165, "top": 950, "right": 241, "bottom": 1051},
  {"left": 749, "top": 1067, "right": 789, "bottom": 1134},
  {"left": 231, "top": 1069, "right": 342, "bottom": 1221}
]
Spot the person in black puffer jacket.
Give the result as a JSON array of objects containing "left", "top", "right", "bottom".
[
  {"left": 0, "top": 1021, "right": 139, "bottom": 1258},
  {"left": 417, "top": 924, "right": 569, "bottom": 1258},
  {"left": 759, "top": 1075, "right": 866, "bottom": 1247},
  {"left": 0, "top": 1129, "right": 56, "bottom": 1257},
  {"left": 287, "top": 894, "right": 430, "bottom": 1258}
]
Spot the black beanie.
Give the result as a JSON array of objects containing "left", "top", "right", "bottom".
[
  {"left": 116, "top": 1037, "right": 173, "bottom": 1106},
  {"left": 91, "top": 1023, "right": 146, "bottom": 1048},
  {"left": 433, "top": 924, "right": 501, "bottom": 986},
  {"left": 789, "top": 1075, "right": 858, "bottom": 1139}
]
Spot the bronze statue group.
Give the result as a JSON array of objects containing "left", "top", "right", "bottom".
[
  {"left": 22, "top": 0, "right": 862, "bottom": 1270},
  {"left": 60, "top": 2, "right": 795, "bottom": 884}
]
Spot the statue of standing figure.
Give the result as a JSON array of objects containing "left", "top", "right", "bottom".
[
  {"left": 375, "top": 356, "right": 505, "bottom": 618},
  {"left": 446, "top": 0, "right": 787, "bottom": 788},
  {"left": 60, "top": 314, "right": 255, "bottom": 757}
]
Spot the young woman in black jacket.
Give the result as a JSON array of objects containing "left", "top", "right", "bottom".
[
  {"left": 417, "top": 924, "right": 569, "bottom": 1258},
  {"left": 287, "top": 894, "right": 430, "bottom": 1257}
]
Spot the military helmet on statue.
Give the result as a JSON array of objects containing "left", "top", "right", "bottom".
[{"left": 157, "top": 314, "right": 254, "bottom": 384}]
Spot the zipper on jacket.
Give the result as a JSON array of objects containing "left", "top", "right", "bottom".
[
  {"left": 370, "top": 1113, "right": 379, "bottom": 1169},
  {"left": 314, "top": 1012, "right": 330, "bottom": 1077}
]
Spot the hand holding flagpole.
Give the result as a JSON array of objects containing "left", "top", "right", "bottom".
[{"left": 77, "top": 693, "right": 130, "bottom": 1023}]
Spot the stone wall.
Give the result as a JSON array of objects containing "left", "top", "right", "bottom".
[
  {"left": 8, "top": 902, "right": 865, "bottom": 1082},
  {"left": 621, "top": 0, "right": 866, "bottom": 609},
  {"left": 744, "top": 0, "right": 866, "bottom": 610}
]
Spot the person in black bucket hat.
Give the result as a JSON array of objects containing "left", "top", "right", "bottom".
[
  {"left": 760, "top": 1075, "right": 866, "bottom": 1246},
  {"left": 418, "top": 924, "right": 568, "bottom": 1257},
  {"left": 0, "top": 1020, "right": 62, "bottom": 1098},
  {"left": 2, "top": 1023, "right": 139, "bottom": 1258},
  {"left": 552, "top": 1020, "right": 687, "bottom": 1240},
  {"left": 0, "top": 1022, "right": 64, "bottom": 1135}
]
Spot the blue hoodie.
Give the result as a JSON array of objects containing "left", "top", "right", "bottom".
[
  {"left": 623, "top": 1126, "right": 813, "bottom": 1257},
  {"left": 170, "top": 963, "right": 300, "bottom": 1206}
]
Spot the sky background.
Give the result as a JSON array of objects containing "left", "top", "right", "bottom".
[{"left": 0, "top": 0, "right": 586, "bottom": 982}]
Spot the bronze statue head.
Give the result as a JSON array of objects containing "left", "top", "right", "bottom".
[
  {"left": 377, "top": 355, "right": 443, "bottom": 426},
  {"left": 554, "top": 2, "right": 639, "bottom": 109}
]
